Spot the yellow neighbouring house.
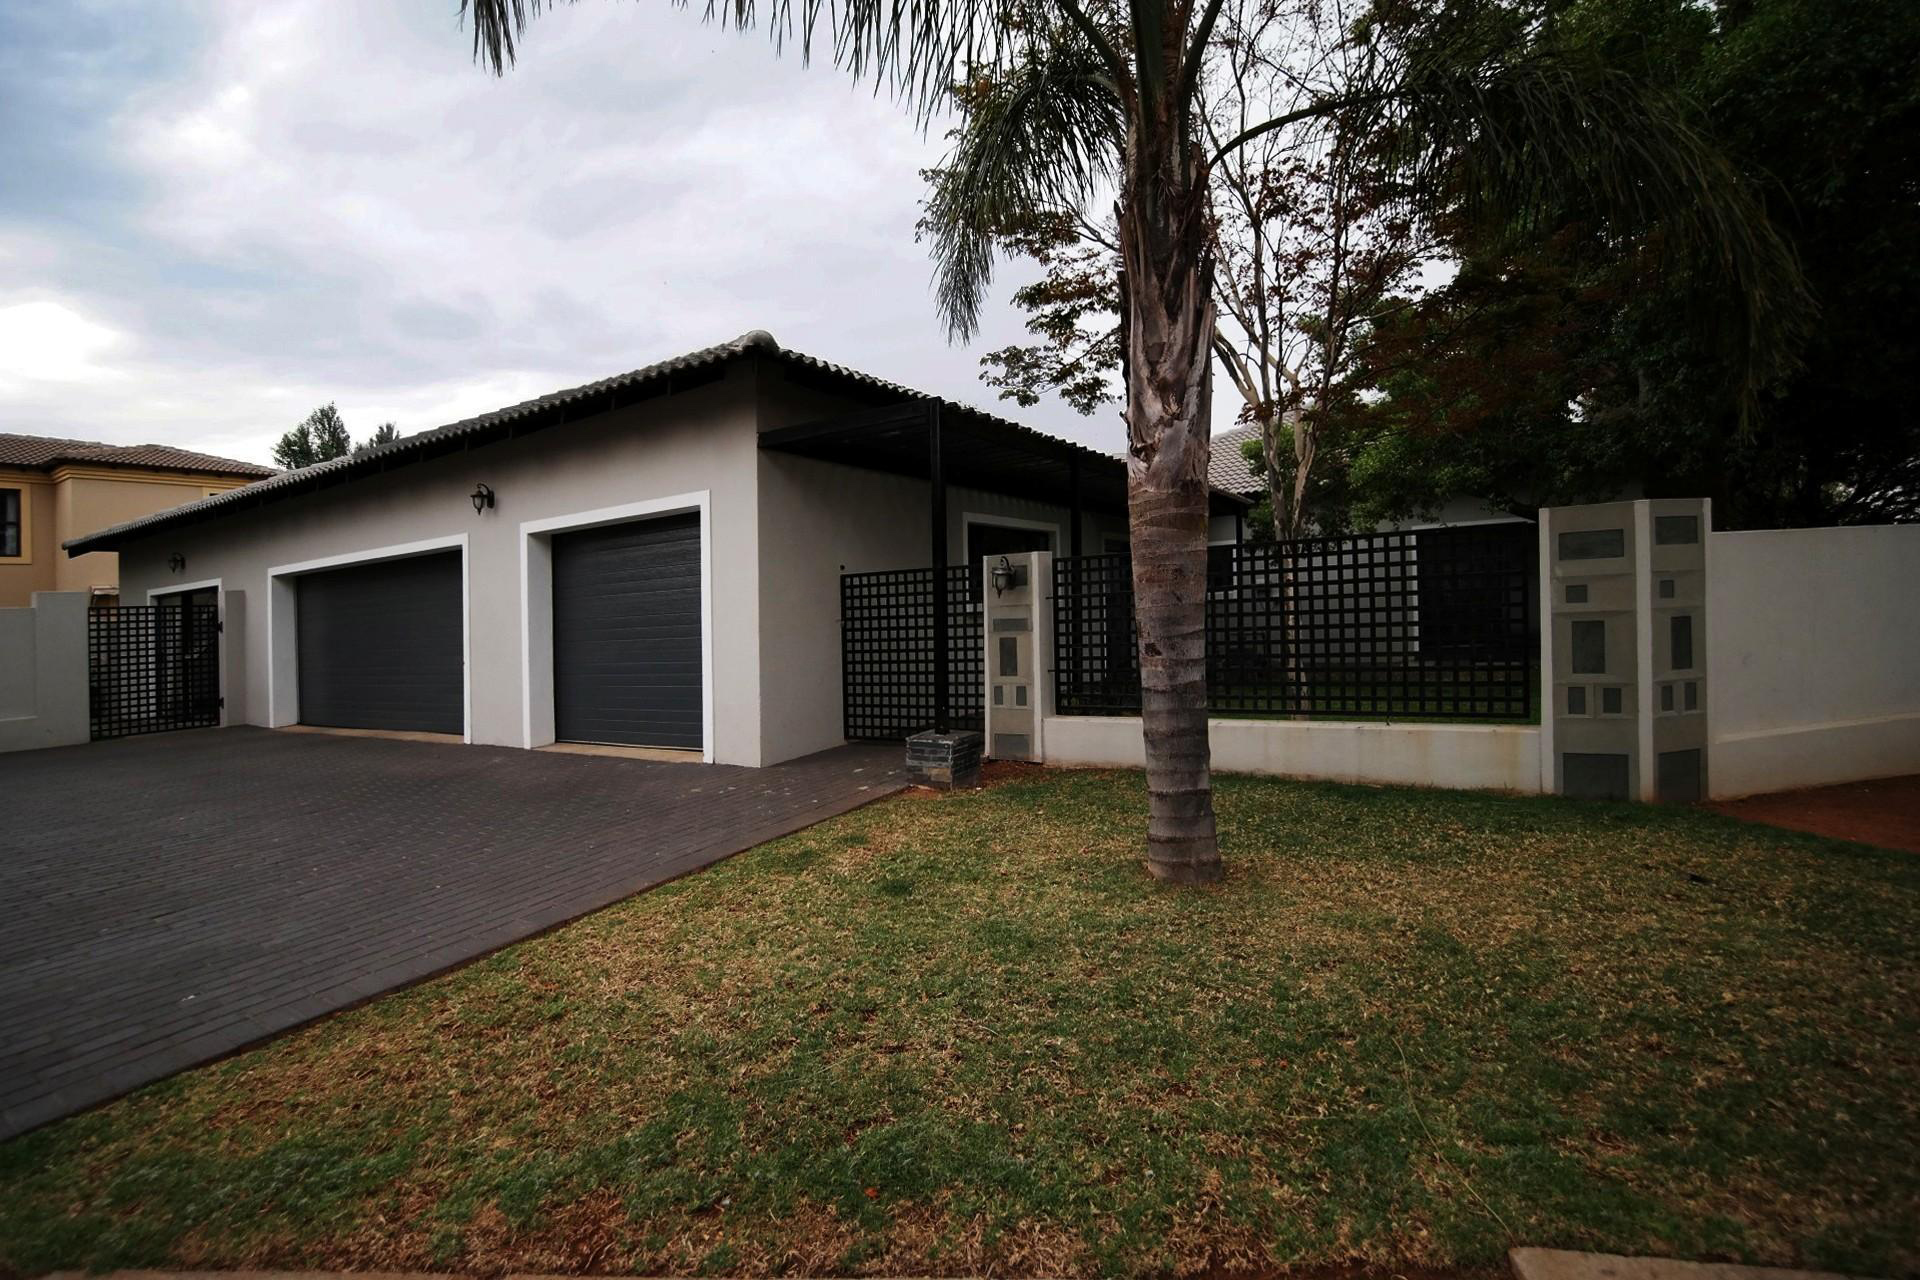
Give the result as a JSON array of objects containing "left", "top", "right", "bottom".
[{"left": 0, "top": 433, "right": 276, "bottom": 608}]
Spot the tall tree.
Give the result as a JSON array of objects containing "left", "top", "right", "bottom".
[
  {"left": 355, "top": 422, "right": 402, "bottom": 454},
  {"left": 978, "top": 0, "right": 1429, "bottom": 542},
  {"left": 272, "top": 403, "right": 354, "bottom": 470},
  {"left": 462, "top": 0, "right": 1801, "bottom": 883},
  {"left": 1342, "top": 0, "right": 1918, "bottom": 530}
]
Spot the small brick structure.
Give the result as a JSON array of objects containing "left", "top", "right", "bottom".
[{"left": 906, "top": 728, "right": 983, "bottom": 790}]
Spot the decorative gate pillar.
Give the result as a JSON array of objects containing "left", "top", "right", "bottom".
[
  {"left": 981, "top": 550, "right": 1051, "bottom": 762},
  {"left": 1540, "top": 499, "right": 1710, "bottom": 802}
]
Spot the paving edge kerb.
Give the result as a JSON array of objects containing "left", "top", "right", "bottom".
[
  {"left": 37, "top": 1274, "right": 994, "bottom": 1280},
  {"left": 38, "top": 1273, "right": 763, "bottom": 1280},
  {"left": 36, "top": 1275, "right": 1018, "bottom": 1280},
  {"left": 1509, "top": 1249, "right": 1886, "bottom": 1280}
]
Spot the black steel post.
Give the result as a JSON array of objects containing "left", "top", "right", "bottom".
[
  {"left": 1068, "top": 454, "right": 1084, "bottom": 559},
  {"left": 1065, "top": 453, "right": 1083, "bottom": 720},
  {"left": 929, "top": 400, "right": 949, "bottom": 734}
]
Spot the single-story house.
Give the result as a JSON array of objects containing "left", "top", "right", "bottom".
[
  {"left": 1203, "top": 422, "right": 1538, "bottom": 539},
  {"left": 67, "top": 331, "right": 1243, "bottom": 767},
  {"left": 1, "top": 434, "right": 274, "bottom": 607}
]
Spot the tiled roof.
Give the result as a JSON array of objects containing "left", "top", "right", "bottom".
[
  {"left": 68, "top": 331, "right": 1236, "bottom": 555},
  {"left": 1208, "top": 424, "right": 1264, "bottom": 496},
  {"left": 0, "top": 433, "right": 275, "bottom": 478}
]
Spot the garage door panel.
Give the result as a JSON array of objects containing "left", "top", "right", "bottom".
[
  {"left": 552, "top": 514, "right": 703, "bottom": 750},
  {"left": 296, "top": 552, "right": 463, "bottom": 734}
]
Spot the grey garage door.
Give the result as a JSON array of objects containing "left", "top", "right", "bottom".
[
  {"left": 296, "top": 552, "right": 463, "bottom": 734},
  {"left": 552, "top": 514, "right": 703, "bottom": 750}
]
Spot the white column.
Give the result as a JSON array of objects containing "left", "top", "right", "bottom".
[{"left": 981, "top": 549, "right": 1050, "bottom": 761}]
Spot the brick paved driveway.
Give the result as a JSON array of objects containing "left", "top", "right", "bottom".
[{"left": 0, "top": 727, "right": 903, "bottom": 1140}]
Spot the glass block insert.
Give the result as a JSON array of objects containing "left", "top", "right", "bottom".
[
  {"left": 1566, "top": 583, "right": 1589, "bottom": 604},
  {"left": 1559, "top": 528, "right": 1626, "bottom": 561},
  {"left": 1671, "top": 614, "right": 1694, "bottom": 671},
  {"left": 1654, "top": 514, "right": 1700, "bottom": 545},
  {"left": 1601, "top": 686, "right": 1623, "bottom": 715},
  {"left": 1567, "top": 686, "right": 1587, "bottom": 715},
  {"left": 1571, "top": 619, "right": 1607, "bottom": 674}
]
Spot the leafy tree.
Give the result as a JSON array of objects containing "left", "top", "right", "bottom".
[
  {"left": 269, "top": 415, "right": 316, "bottom": 470},
  {"left": 977, "top": 0, "right": 1430, "bottom": 542},
  {"left": 271, "top": 403, "right": 354, "bottom": 470},
  {"left": 462, "top": 0, "right": 1800, "bottom": 882},
  {"left": 355, "top": 422, "right": 402, "bottom": 454},
  {"left": 1346, "top": 0, "right": 1919, "bottom": 530}
]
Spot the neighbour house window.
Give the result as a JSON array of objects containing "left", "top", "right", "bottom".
[
  {"left": 1415, "top": 527, "right": 1529, "bottom": 659},
  {"left": 1, "top": 488, "right": 20, "bottom": 558},
  {"left": 1206, "top": 544, "right": 1236, "bottom": 591}
]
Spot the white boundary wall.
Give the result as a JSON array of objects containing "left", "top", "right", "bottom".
[
  {"left": 0, "top": 591, "right": 90, "bottom": 754},
  {"left": 1706, "top": 524, "right": 1920, "bottom": 798},
  {"left": 1042, "top": 715, "right": 1543, "bottom": 792}
]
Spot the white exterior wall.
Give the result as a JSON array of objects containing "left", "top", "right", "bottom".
[
  {"left": 1706, "top": 524, "right": 1920, "bottom": 798},
  {"left": 112, "top": 362, "right": 1130, "bottom": 770},
  {"left": 755, "top": 446, "right": 1125, "bottom": 765},
  {"left": 750, "top": 366, "right": 1127, "bottom": 764},
  {"left": 1042, "top": 715, "right": 1542, "bottom": 792},
  {"left": 119, "top": 370, "right": 769, "bottom": 765}
]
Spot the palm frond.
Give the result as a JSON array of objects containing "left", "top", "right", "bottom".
[
  {"left": 921, "top": 35, "right": 1125, "bottom": 339},
  {"left": 463, "top": 0, "right": 1036, "bottom": 123},
  {"left": 463, "top": 0, "right": 571, "bottom": 75}
]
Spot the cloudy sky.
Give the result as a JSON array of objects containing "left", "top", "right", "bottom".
[{"left": 0, "top": 0, "right": 1131, "bottom": 467}]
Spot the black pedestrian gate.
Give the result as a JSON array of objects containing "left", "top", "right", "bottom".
[
  {"left": 841, "top": 565, "right": 982, "bottom": 741},
  {"left": 88, "top": 602, "right": 222, "bottom": 740}
]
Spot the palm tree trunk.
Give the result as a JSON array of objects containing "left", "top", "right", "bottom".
[{"left": 1117, "top": 107, "right": 1222, "bottom": 886}]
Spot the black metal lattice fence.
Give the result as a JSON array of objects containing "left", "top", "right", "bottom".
[
  {"left": 1055, "top": 523, "right": 1535, "bottom": 721},
  {"left": 88, "top": 603, "right": 222, "bottom": 740},
  {"left": 841, "top": 565, "right": 983, "bottom": 740}
]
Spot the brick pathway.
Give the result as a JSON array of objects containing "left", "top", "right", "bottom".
[{"left": 0, "top": 728, "right": 903, "bottom": 1140}]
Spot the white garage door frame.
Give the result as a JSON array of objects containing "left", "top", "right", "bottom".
[
  {"left": 146, "top": 576, "right": 228, "bottom": 728},
  {"left": 518, "top": 491, "right": 714, "bottom": 761},
  {"left": 265, "top": 534, "right": 473, "bottom": 741}
]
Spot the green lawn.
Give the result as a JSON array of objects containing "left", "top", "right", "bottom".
[{"left": 3, "top": 770, "right": 1916, "bottom": 1279}]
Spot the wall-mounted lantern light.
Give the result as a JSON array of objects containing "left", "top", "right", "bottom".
[
  {"left": 991, "top": 555, "right": 1014, "bottom": 598},
  {"left": 470, "top": 483, "right": 495, "bottom": 515},
  {"left": 167, "top": 553, "right": 186, "bottom": 574}
]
